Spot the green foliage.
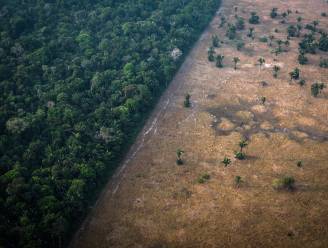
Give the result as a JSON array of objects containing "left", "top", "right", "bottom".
[
  {"left": 270, "top": 8, "right": 278, "bottom": 19},
  {"left": 287, "top": 25, "right": 298, "bottom": 37},
  {"left": 247, "top": 27, "right": 254, "bottom": 38},
  {"left": 222, "top": 157, "right": 231, "bottom": 167},
  {"left": 273, "top": 65, "right": 280, "bottom": 78},
  {"left": 212, "top": 35, "right": 220, "bottom": 48},
  {"left": 235, "top": 17, "right": 245, "bottom": 30},
  {"left": 289, "top": 68, "right": 300, "bottom": 80},
  {"left": 311, "top": 82, "right": 326, "bottom": 97},
  {"left": 208, "top": 46, "right": 215, "bottom": 61},
  {"left": 298, "top": 79, "right": 306, "bottom": 86},
  {"left": 249, "top": 12, "right": 260, "bottom": 24},
  {"left": 320, "top": 58, "right": 328, "bottom": 68},
  {"left": 176, "top": 149, "right": 185, "bottom": 165},
  {"left": 298, "top": 51, "right": 308, "bottom": 65},
  {"left": 299, "top": 34, "right": 318, "bottom": 54},
  {"left": 197, "top": 173, "right": 210, "bottom": 183},
  {"left": 0, "top": 0, "right": 222, "bottom": 246},
  {"left": 259, "top": 36, "right": 268, "bottom": 43},
  {"left": 272, "top": 176, "right": 295, "bottom": 191},
  {"left": 318, "top": 33, "right": 328, "bottom": 52},
  {"left": 233, "top": 57, "right": 240, "bottom": 70},
  {"left": 234, "top": 176, "right": 242, "bottom": 187},
  {"left": 297, "top": 161, "right": 303, "bottom": 167},
  {"left": 236, "top": 40, "right": 245, "bottom": 51},
  {"left": 234, "top": 151, "right": 246, "bottom": 160},
  {"left": 226, "top": 24, "right": 237, "bottom": 40},
  {"left": 184, "top": 94, "right": 191, "bottom": 108},
  {"left": 215, "top": 54, "right": 225, "bottom": 68},
  {"left": 260, "top": 96, "right": 266, "bottom": 105},
  {"left": 258, "top": 57, "right": 265, "bottom": 69}
]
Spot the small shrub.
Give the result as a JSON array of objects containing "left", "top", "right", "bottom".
[
  {"left": 234, "top": 151, "right": 245, "bottom": 160},
  {"left": 184, "top": 94, "right": 191, "bottom": 108},
  {"left": 222, "top": 157, "right": 231, "bottom": 167},
  {"left": 319, "top": 58, "right": 328, "bottom": 68},
  {"left": 297, "top": 161, "right": 303, "bottom": 167},
  {"left": 197, "top": 173, "right": 210, "bottom": 184},
  {"left": 259, "top": 36, "right": 268, "bottom": 43},
  {"left": 236, "top": 40, "right": 245, "bottom": 51},
  {"left": 249, "top": 12, "right": 260, "bottom": 24},
  {"left": 234, "top": 176, "right": 242, "bottom": 187},
  {"left": 270, "top": 8, "right": 278, "bottom": 18},
  {"left": 311, "top": 82, "right": 326, "bottom": 97},
  {"left": 272, "top": 176, "right": 295, "bottom": 191},
  {"left": 298, "top": 79, "right": 306, "bottom": 86}
]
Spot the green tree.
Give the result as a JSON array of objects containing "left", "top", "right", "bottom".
[
  {"left": 249, "top": 12, "right": 260, "bottom": 24},
  {"left": 233, "top": 57, "right": 240, "bottom": 70},
  {"left": 273, "top": 65, "right": 280, "bottom": 78},
  {"left": 176, "top": 149, "right": 185, "bottom": 165},
  {"left": 258, "top": 57, "right": 265, "bottom": 70},
  {"left": 215, "top": 54, "right": 225, "bottom": 68}
]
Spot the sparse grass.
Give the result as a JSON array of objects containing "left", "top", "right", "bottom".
[{"left": 272, "top": 176, "right": 295, "bottom": 191}]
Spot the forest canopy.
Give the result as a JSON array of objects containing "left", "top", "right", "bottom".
[{"left": 0, "top": 0, "right": 221, "bottom": 247}]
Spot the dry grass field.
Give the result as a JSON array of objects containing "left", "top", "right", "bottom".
[{"left": 71, "top": 0, "right": 328, "bottom": 247}]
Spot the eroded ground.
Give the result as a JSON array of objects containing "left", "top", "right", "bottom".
[{"left": 72, "top": 0, "right": 328, "bottom": 247}]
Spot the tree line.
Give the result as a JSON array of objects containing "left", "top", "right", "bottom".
[{"left": 0, "top": 0, "right": 221, "bottom": 247}]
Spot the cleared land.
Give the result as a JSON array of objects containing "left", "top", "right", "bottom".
[{"left": 72, "top": 0, "right": 328, "bottom": 247}]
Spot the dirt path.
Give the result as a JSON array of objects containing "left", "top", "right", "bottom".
[{"left": 71, "top": 0, "right": 328, "bottom": 247}]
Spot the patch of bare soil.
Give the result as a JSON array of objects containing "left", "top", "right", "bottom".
[{"left": 71, "top": 0, "right": 328, "bottom": 247}]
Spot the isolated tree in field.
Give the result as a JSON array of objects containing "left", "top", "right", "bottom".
[
  {"left": 297, "top": 16, "right": 302, "bottom": 23},
  {"left": 298, "top": 50, "right": 308, "bottom": 65},
  {"left": 233, "top": 57, "right": 240, "bottom": 70},
  {"left": 269, "top": 35, "right": 275, "bottom": 46},
  {"left": 258, "top": 57, "right": 265, "bottom": 70},
  {"left": 285, "top": 40, "right": 290, "bottom": 48},
  {"left": 235, "top": 139, "right": 248, "bottom": 160},
  {"left": 212, "top": 35, "right": 220, "bottom": 48},
  {"left": 287, "top": 9, "right": 292, "bottom": 15},
  {"left": 312, "top": 20, "right": 319, "bottom": 31},
  {"left": 298, "top": 79, "right": 306, "bottom": 87},
  {"left": 273, "top": 176, "right": 295, "bottom": 191},
  {"left": 176, "top": 149, "right": 184, "bottom": 165},
  {"left": 260, "top": 96, "right": 266, "bottom": 105},
  {"left": 297, "top": 161, "right": 303, "bottom": 167},
  {"left": 270, "top": 8, "right": 278, "bottom": 18},
  {"left": 215, "top": 54, "right": 224, "bottom": 68},
  {"left": 311, "top": 82, "right": 326, "bottom": 97},
  {"left": 276, "top": 39, "right": 283, "bottom": 53},
  {"left": 226, "top": 24, "right": 237, "bottom": 40},
  {"left": 235, "top": 17, "right": 245, "bottom": 30},
  {"left": 184, "top": 94, "right": 191, "bottom": 108},
  {"left": 247, "top": 27, "right": 254, "bottom": 38},
  {"left": 222, "top": 157, "right": 231, "bottom": 167},
  {"left": 236, "top": 40, "right": 245, "bottom": 51},
  {"left": 296, "top": 24, "right": 302, "bottom": 37},
  {"left": 287, "top": 25, "right": 297, "bottom": 37},
  {"left": 234, "top": 176, "right": 242, "bottom": 187},
  {"left": 273, "top": 65, "right": 280, "bottom": 78},
  {"left": 319, "top": 33, "right": 328, "bottom": 52},
  {"left": 208, "top": 46, "right": 215, "bottom": 61},
  {"left": 289, "top": 68, "right": 300, "bottom": 81},
  {"left": 249, "top": 12, "right": 260, "bottom": 24},
  {"left": 220, "top": 16, "right": 226, "bottom": 27},
  {"left": 282, "top": 12, "right": 287, "bottom": 19}
]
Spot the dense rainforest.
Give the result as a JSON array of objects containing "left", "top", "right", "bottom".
[{"left": 0, "top": 0, "right": 221, "bottom": 247}]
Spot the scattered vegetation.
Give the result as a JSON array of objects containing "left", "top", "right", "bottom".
[
  {"left": 176, "top": 149, "right": 185, "bottom": 165},
  {"left": 272, "top": 176, "right": 295, "bottom": 191},
  {"left": 249, "top": 11, "right": 260, "bottom": 24},
  {"left": 233, "top": 57, "right": 240, "bottom": 70},
  {"left": 197, "top": 173, "right": 211, "bottom": 184},
  {"left": 184, "top": 94, "right": 191, "bottom": 108},
  {"left": 222, "top": 157, "right": 231, "bottom": 167},
  {"left": 212, "top": 35, "right": 220, "bottom": 48},
  {"left": 311, "top": 82, "right": 326, "bottom": 97},
  {"left": 273, "top": 65, "right": 280, "bottom": 78},
  {"left": 289, "top": 68, "right": 300, "bottom": 80},
  {"left": 234, "top": 176, "right": 243, "bottom": 187},
  {"left": 216, "top": 54, "right": 225, "bottom": 68}
]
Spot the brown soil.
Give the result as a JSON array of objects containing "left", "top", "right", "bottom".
[{"left": 71, "top": 0, "right": 328, "bottom": 247}]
